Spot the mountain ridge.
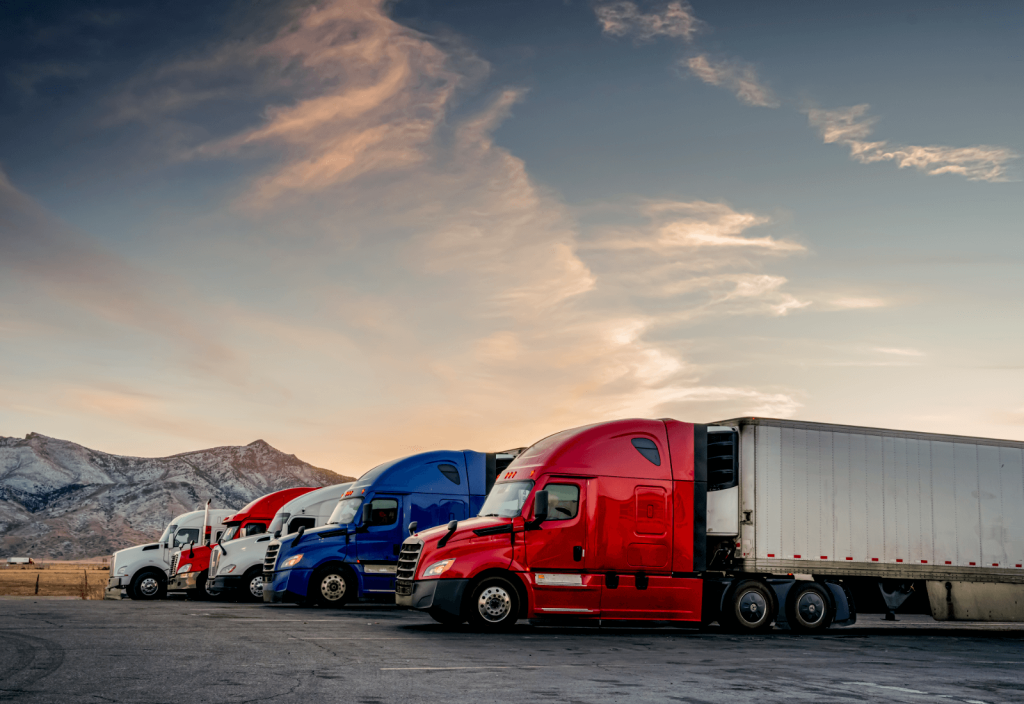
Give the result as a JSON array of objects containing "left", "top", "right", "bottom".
[{"left": 0, "top": 433, "right": 354, "bottom": 559}]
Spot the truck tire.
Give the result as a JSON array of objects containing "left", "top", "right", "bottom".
[
  {"left": 311, "top": 565, "right": 353, "bottom": 607},
  {"left": 240, "top": 567, "right": 264, "bottom": 602},
  {"left": 786, "top": 582, "right": 833, "bottom": 634},
  {"left": 428, "top": 607, "right": 465, "bottom": 626},
  {"left": 722, "top": 579, "right": 775, "bottom": 633},
  {"left": 128, "top": 569, "right": 167, "bottom": 601},
  {"left": 189, "top": 571, "right": 221, "bottom": 601},
  {"left": 466, "top": 576, "right": 519, "bottom": 631}
]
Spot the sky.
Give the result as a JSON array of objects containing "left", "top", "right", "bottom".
[{"left": 0, "top": 0, "right": 1021, "bottom": 477}]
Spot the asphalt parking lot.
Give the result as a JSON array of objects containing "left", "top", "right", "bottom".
[{"left": 2, "top": 599, "right": 1023, "bottom": 703}]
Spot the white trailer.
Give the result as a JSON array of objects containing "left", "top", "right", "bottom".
[
  {"left": 709, "top": 417, "right": 1024, "bottom": 624},
  {"left": 207, "top": 483, "right": 352, "bottom": 601},
  {"left": 108, "top": 507, "right": 235, "bottom": 600}
]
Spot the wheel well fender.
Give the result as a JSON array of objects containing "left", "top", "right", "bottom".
[
  {"left": 134, "top": 567, "right": 167, "bottom": 584},
  {"left": 464, "top": 569, "right": 529, "bottom": 619}
]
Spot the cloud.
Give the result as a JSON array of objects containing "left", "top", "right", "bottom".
[
  {"left": 581, "top": 200, "right": 812, "bottom": 322},
  {"left": 595, "top": 1, "right": 702, "bottom": 42},
  {"left": 0, "top": 169, "right": 237, "bottom": 373},
  {"left": 591, "top": 200, "right": 804, "bottom": 253},
  {"left": 685, "top": 55, "right": 779, "bottom": 108},
  {"left": 825, "top": 296, "right": 888, "bottom": 310},
  {"left": 806, "top": 104, "right": 1019, "bottom": 182},
  {"left": 6, "top": 0, "right": 876, "bottom": 472},
  {"left": 873, "top": 347, "right": 924, "bottom": 357}
]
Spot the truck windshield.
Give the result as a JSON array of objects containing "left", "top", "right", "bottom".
[
  {"left": 159, "top": 524, "right": 177, "bottom": 545},
  {"left": 268, "top": 512, "right": 289, "bottom": 535},
  {"left": 220, "top": 525, "right": 239, "bottom": 542},
  {"left": 328, "top": 498, "right": 363, "bottom": 525},
  {"left": 478, "top": 481, "right": 534, "bottom": 518}
]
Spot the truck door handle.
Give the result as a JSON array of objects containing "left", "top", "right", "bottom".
[{"left": 573, "top": 546, "right": 583, "bottom": 562}]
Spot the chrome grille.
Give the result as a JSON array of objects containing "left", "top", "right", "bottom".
[
  {"left": 395, "top": 540, "right": 422, "bottom": 596},
  {"left": 263, "top": 542, "right": 280, "bottom": 578}
]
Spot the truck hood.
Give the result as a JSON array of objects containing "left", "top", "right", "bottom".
[
  {"left": 211, "top": 533, "right": 270, "bottom": 575},
  {"left": 111, "top": 543, "right": 161, "bottom": 571},
  {"left": 415, "top": 516, "right": 511, "bottom": 548}
]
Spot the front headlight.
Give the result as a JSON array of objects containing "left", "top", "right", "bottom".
[
  {"left": 116, "top": 566, "right": 127, "bottom": 576},
  {"left": 177, "top": 563, "right": 192, "bottom": 574},
  {"left": 281, "top": 554, "right": 303, "bottom": 569},
  {"left": 222, "top": 564, "right": 237, "bottom": 574},
  {"left": 422, "top": 559, "right": 455, "bottom": 578}
]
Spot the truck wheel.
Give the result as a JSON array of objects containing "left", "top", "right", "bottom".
[
  {"left": 311, "top": 566, "right": 353, "bottom": 607},
  {"left": 466, "top": 576, "right": 519, "bottom": 631},
  {"left": 786, "top": 582, "right": 833, "bottom": 634},
  {"left": 191, "top": 572, "right": 221, "bottom": 601},
  {"left": 722, "top": 579, "right": 775, "bottom": 633},
  {"left": 428, "top": 607, "right": 465, "bottom": 626},
  {"left": 128, "top": 570, "right": 166, "bottom": 601},
  {"left": 240, "top": 568, "right": 264, "bottom": 603}
]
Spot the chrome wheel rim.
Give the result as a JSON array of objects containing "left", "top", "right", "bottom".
[
  {"left": 249, "top": 576, "right": 263, "bottom": 599},
  {"left": 737, "top": 589, "right": 768, "bottom": 626},
  {"left": 320, "top": 574, "right": 346, "bottom": 601},
  {"left": 477, "top": 586, "right": 512, "bottom": 623},
  {"left": 204, "top": 578, "right": 217, "bottom": 597},
  {"left": 138, "top": 577, "right": 159, "bottom": 597},
  {"left": 797, "top": 591, "right": 826, "bottom": 626}
]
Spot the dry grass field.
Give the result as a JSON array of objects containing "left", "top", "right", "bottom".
[{"left": 0, "top": 564, "right": 109, "bottom": 599}]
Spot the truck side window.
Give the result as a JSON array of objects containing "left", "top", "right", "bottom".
[
  {"left": 288, "top": 517, "right": 316, "bottom": 533},
  {"left": 368, "top": 498, "right": 399, "bottom": 526},
  {"left": 631, "top": 437, "right": 661, "bottom": 466},
  {"left": 173, "top": 528, "right": 199, "bottom": 547},
  {"left": 437, "top": 463, "right": 461, "bottom": 485},
  {"left": 243, "top": 522, "right": 267, "bottom": 537},
  {"left": 544, "top": 484, "right": 580, "bottom": 521}
]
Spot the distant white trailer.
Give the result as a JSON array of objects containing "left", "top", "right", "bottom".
[
  {"left": 712, "top": 417, "right": 1024, "bottom": 622},
  {"left": 6, "top": 557, "right": 34, "bottom": 565}
]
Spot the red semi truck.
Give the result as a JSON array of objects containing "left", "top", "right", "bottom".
[
  {"left": 169, "top": 487, "right": 316, "bottom": 599},
  {"left": 397, "top": 417, "right": 1024, "bottom": 631}
]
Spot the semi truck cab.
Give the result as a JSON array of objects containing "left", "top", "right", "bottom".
[
  {"left": 207, "top": 483, "right": 352, "bottom": 601},
  {"left": 264, "top": 449, "right": 522, "bottom": 607},
  {"left": 108, "top": 508, "right": 235, "bottom": 600},
  {"left": 169, "top": 487, "right": 316, "bottom": 599}
]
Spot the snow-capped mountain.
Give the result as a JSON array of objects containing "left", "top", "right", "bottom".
[{"left": 0, "top": 433, "right": 354, "bottom": 560}]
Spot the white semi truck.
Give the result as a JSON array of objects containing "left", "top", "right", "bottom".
[
  {"left": 207, "top": 483, "right": 352, "bottom": 601},
  {"left": 108, "top": 507, "right": 235, "bottom": 600}
]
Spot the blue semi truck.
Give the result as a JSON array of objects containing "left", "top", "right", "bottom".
[{"left": 263, "top": 448, "right": 522, "bottom": 609}]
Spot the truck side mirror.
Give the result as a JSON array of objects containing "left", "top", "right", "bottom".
[
  {"left": 408, "top": 521, "right": 418, "bottom": 535},
  {"left": 361, "top": 503, "right": 373, "bottom": 527},
  {"left": 529, "top": 491, "right": 549, "bottom": 529}
]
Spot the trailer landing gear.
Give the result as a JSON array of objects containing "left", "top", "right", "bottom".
[{"left": 878, "top": 580, "right": 915, "bottom": 621}]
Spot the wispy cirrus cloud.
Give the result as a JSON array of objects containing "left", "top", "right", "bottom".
[
  {"left": 806, "top": 104, "right": 1019, "bottom": 182},
  {"left": 589, "top": 200, "right": 804, "bottom": 253},
  {"left": 595, "top": 1, "right": 702, "bottom": 42},
  {"left": 685, "top": 55, "right": 779, "bottom": 108}
]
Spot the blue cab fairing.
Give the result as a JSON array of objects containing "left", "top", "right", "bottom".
[{"left": 264, "top": 449, "right": 516, "bottom": 604}]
